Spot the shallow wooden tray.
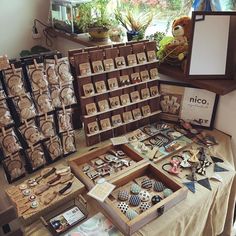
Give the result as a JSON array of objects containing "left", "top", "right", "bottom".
[
  {"left": 68, "top": 143, "right": 147, "bottom": 190},
  {"left": 98, "top": 162, "right": 188, "bottom": 236}
]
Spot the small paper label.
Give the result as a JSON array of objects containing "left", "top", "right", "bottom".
[{"left": 87, "top": 182, "right": 116, "bottom": 202}]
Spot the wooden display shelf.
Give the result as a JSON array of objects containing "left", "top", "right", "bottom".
[
  {"left": 78, "top": 60, "right": 159, "bottom": 79},
  {"left": 5, "top": 165, "right": 85, "bottom": 225},
  {"left": 87, "top": 110, "right": 162, "bottom": 137},
  {"left": 98, "top": 162, "right": 188, "bottom": 236},
  {"left": 69, "top": 143, "right": 147, "bottom": 190},
  {"left": 81, "top": 77, "right": 160, "bottom": 99},
  {"left": 84, "top": 94, "right": 161, "bottom": 118},
  {"left": 158, "top": 63, "right": 236, "bottom": 95}
]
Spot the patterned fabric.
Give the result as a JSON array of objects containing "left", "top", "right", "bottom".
[
  {"left": 151, "top": 195, "right": 162, "bottom": 205},
  {"left": 140, "top": 202, "right": 151, "bottom": 212},
  {"left": 129, "top": 195, "right": 141, "bottom": 206},
  {"left": 139, "top": 190, "right": 151, "bottom": 202},
  {"left": 163, "top": 188, "right": 173, "bottom": 198},
  {"left": 141, "top": 178, "right": 153, "bottom": 189},
  {"left": 126, "top": 209, "right": 138, "bottom": 220},
  {"left": 118, "top": 190, "right": 129, "bottom": 201},
  {"left": 154, "top": 181, "right": 165, "bottom": 192},
  {"left": 192, "top": 0, "right": 222, "bottom": 11},
  {"left": 118, "top": 202, "right": 129, "bottom": 214},
  {"left": 130, "top": 183, "right": 141, "bottom": 194}
]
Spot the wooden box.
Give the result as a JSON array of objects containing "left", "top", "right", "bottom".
[
  {"left": 5, "top": 165, "right": 85, "bottom": 225},
  {"left": 97, "top": 162, "right": 188, "bottom": 235},
  {"left": 69, "top": 144, "right": 147, "bottom": 190}
]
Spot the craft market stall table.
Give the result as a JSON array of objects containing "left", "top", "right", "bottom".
[{"left": 5, "top": 129, "right": 233, "bottom": 236}]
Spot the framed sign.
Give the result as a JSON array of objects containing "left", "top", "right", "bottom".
[
  {"left": 159, "top": 82, "right": 219, "bottom": 129},
  {"left": 186, "top": 11, "right": 236, "bottom": 80}
]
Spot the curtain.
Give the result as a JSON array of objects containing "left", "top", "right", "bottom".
[{"left": 192, "top": 0, "right": 222, "bottom": 11}]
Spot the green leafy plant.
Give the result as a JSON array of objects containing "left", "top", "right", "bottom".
[{"left": 115, "top": 10, "right": 153, "bottom": 37}]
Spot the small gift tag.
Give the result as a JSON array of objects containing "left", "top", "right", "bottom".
[
  {"left": 147, "top": 50, "right": 156, "bottom": 61},
  {"left": 119, "top": 75, "right": 130, "bottom": 86},
  {"left": 130, "top": 91, "right": 140, "bottom": 102},
  {"left": 98, "top": 100, "right": 109, "bottom": 112},
  {"left": 115, "top": 56, "right": 126, "bottom": 68},
  {"left": 127, "top": 54, "right": 137, "bottom": 66},
  {"left": 109, "top": 96, "right": 120, "bottom": 108},
  {"left": 150, "top": 68, "right": 159, "bottom": 80},
  {"left": 141, "top": 88, "right": 150, "bottom": 99},
  {"left": 87, "top": 181, "right": 116, "bottom": 202},
  {"left": 92, "top": 60, "right": 104, "bottom": 73},
  {"left": 137, "top": 52, "right": 147, "bottom": 64},
  {"left": 87, "top": 121, "right": 99, "bottom": 134},
  {"left": 142, "top": 105, "right": 152, "bottom": 117},
  {"left": 120, "top": 94, "right": 130, "bottom": 106},
  {"left": 131, "top": 72, "right": 141, "bottom": 84},
  {"left": 140, "top": 70, "right": 150, "bottom": 82},
  {"left": 83, "top": 83, "right": 95, "bottom": 97},
  {"left": 86, "top": 103, "right": 97, "bottom": 116},
  {"left": 123, "top": 111, "right": 133, "bottom": 123},
  {"left": 108, "top": 77, "right": 119, "bottom": 90},
  {"left": 100, "top": 118, "right": 111, "bottom": 130},
  {"left": 111, "top": 114, "right": 122, "bottom": 127},
  {"left": 103, "top": 58, "right": 115, "bottom": 71},
  {"left": 79, "top": 62, "right": 91, "bottom": 76},
  {"left": 132, "top": 108, "right": 142, "bottom": 120},
  {"left": 95, "top": 81, "right": 106, "bottom": 93}
]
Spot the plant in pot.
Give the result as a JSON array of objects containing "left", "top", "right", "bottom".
[
  {"left": 115, "top": 10, "right": 153, "bottom": 41},
  {"left": 78, "top": 0, "right": 112, "bottom": 41}
]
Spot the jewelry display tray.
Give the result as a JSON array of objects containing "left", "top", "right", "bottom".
[
  {"left": 92, "top": 162, "right": 187, "bottom": 236},
  {"left": 5, "top": 165, "right": 85, "bottom": 225},
  {"left": 71, "top": 40, "right": 162, "bottom": 146},
  {"left": 69, "top": 143, "right": 146, "bottom": 190}
]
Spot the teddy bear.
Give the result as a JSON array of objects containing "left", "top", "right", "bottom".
[{"left": 158, "top": 16, "right": 192, "bottom": 67}]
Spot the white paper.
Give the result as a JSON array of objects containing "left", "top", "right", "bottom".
[
  {"left": 180, "top": 88, "right": 216, "bottom": 127},
  {"left": 111, "top": 136, "right": 128, "bottom": 145}
]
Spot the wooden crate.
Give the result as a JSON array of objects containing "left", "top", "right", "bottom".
[
  {"left": 97, "top": 162, "right": 188, "bottom": 236},
  {"left": 5, "top": 165, "right": 85, "bottom": 225},
  {"left": 68, "top": 144, "right": 147, "bottom": 190}
]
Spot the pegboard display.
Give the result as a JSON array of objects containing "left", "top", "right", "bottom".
[
  {"left": 0, "top": 52, "right": 77, "bottom": 183},
  {"left": 72, "top": 40, "right": 162, "bottom": 146}
]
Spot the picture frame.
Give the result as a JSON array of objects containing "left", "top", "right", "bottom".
[
  {"left": 186, "top": 11, "right": 236, "bottom": 80},
  {"left": 159, "top": 81, "right": 219, "bottom": 129}
]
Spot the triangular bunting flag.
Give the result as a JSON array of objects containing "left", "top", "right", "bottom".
[
  {"left": 214, "top": 163, "right": 229, "bottom": 172},
  {"left": 198, "top": 178, "right": 212, "bottom": 191},
  {"left": 183, "top": 181, "right": 196, "bottom": 193},
  {"left": 211, "top": 156, "right": 224, "bottom": 163}
]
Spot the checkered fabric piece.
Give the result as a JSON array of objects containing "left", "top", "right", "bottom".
[
  {"left": 129, "top": 195, "right": 141, "bottom": 206},
  {"left": 130, "top": 183, "right": 141, "bottom": 194},
  {"left": 118, "top": 190, "right": 129, "bottom": 201},
  {"left": 126, "top": 209, "right": 138, "bottom": 220}
]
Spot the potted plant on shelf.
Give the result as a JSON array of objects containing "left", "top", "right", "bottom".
[
  {"left": 115, "top": 10, "right": 153, "bottom": 41},
  {"left": 76, "top": 0, "right": 112, "bottom": 41}
]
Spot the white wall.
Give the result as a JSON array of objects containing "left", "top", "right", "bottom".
[{"left": 0, "top": 0, "right": 50, "bottom": 58}]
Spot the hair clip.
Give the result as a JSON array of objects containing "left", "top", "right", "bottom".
[{"left": 162, "top": 158, "right": 181, "bottom": 175}]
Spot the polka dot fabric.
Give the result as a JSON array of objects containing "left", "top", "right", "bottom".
[
  {"left": 140, "top": 202, "right": 151, "bottom": 212},
  {"left": 139, "top": 190, "right": 151, "bottom": 202},
  {"left": 118, "top": 202, "right": 129, "bottom": 213}
]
